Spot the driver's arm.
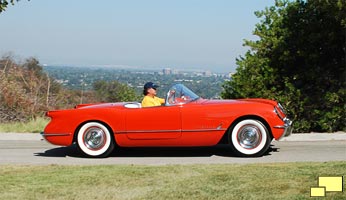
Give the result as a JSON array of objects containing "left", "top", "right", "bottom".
[{"left": 158, "top": 97, "right": 165, "bottom": 104}]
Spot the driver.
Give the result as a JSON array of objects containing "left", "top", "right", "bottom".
[{"left": 141, "top": 82, "right": 165, "bottom": 107}]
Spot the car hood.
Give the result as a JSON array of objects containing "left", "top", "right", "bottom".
[{"left": 201, "top": 98, "right": 278, "bottom": 106}]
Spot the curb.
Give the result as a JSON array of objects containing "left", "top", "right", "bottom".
[
  {"left": 0, "top": 133, "right": 42, "bottom": 141},
  {"left": 280, "top": 132, "right": 346, "bottom": 142},
  {"left": 1, "top": 132, "right": 346, "bottom": 141}
]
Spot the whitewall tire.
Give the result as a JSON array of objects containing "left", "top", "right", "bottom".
[
  {"left": 77, "top": 122, "right": 115, "bottom": 158},
  {"left": 229, "top": 119, "right": 271, "bottom": 157}
]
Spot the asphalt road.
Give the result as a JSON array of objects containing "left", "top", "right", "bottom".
[{"left": 0, "top": 133, "right": 345, "bottom": 165}]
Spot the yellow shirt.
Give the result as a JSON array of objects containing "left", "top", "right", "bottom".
[{"left": 141, "top": 96, "right": 165, "bottom": 107}]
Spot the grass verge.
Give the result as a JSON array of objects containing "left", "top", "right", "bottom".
[
  {"left": 0, "top": 117, "right": 49, "bottom": 133},
  {"left": 0, "top": 162, "right": 345, "bottom": 200}
]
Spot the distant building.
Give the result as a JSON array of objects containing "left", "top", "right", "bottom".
[
  {"left": 203, "top": 70, "right": 212, "bottom": 77},
  {"left": 163, "top": 68, "right": 171, "bottom": 75},
  {"left": 172, "top": 69, "right": 179, "bottom": 74}
]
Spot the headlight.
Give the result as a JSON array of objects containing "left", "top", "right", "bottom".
[
  {"left": 274, "top": 103, "right": 286, "bottom": 120},
  {"left": 278, "top": 103, "right": 287, "bottom": 115}
]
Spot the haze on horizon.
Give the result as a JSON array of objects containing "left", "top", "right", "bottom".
[{"left": 0, "top": 0, "right": 276, "bottom": 73}]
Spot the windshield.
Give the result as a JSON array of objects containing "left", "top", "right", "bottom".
[{"left": 165, "top": 84, "right": 200, "bottom": 106}]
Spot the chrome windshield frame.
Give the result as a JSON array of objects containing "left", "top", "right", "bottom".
[{"left": 165, "top": 84, "right": 200, "bottom": 106}]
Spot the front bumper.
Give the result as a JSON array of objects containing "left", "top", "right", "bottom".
[{"left": 275, "top": 118, "right": 293, "bottom": 140}]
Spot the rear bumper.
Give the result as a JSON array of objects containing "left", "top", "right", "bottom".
[
  {"left": 274, "top": 118, "right": 293, "bottom": 140},
  {"left": 40, "top": 132, "right": 73, "bottom": 146},
  {"left": 40, "top": 132, "right": 71, "bottom": 137}
]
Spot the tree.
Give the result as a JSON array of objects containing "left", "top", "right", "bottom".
[
  {"left": 222, "top": 0, "right": 346, "bottom": 132},
  {"left": 0, "top": 56, "right": 80, "bottom": 122},
  {"left": 93, "top": 80, "right": 140, "bottom": 102},
  {"left": 0, "top": 0, "right": 25, "bottom": 13}
]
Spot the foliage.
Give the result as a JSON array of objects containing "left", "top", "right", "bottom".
[
  {"left": 0, "top": 56, "right": 79, "bottom": 122},
  {"left": 93, "top": 80, "right": 140, "bottom": 102},
  {"left": 0, "top": 56, "right": 148, "bottom": 123},
  {"left": 0, "top": 117, "right": 49, "bottom": 133},
  {"left": 222, "top": 0, "right": 346, "bottom": 132},
  {"left": 0, "top": 0, "right": 26, "bottom": 13},
  {"left": 1, "top": 56, "right": 47, "bottom": 121}
]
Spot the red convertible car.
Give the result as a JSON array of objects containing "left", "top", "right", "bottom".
[{"left": 41, "top": 84, "right": 292, "bottom": 158}]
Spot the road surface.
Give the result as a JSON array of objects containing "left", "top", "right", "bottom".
[{"left": 0, "top": 133, "right": 345, "bottom": 165}]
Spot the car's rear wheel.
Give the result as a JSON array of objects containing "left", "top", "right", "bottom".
[
  {"left": 229, "top": 119, "right": 271, "bottom": 157},
  {"left": 77, "top": 122, "right": 115, "bottom": 158}
]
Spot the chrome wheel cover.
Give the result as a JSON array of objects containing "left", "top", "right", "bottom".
[
  {"left": 237, "top": 125, "right": 262, "bottom": 149},
  {"left": 83, "top": 127, "right": 106, "bottom": 150}
]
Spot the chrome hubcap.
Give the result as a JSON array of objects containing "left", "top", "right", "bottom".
[
  {"left": 237, "top": 125, "right": 261, "bottom": 149},
  {"left": 83, "top": 127, "right": 106, "bottom": 150}
]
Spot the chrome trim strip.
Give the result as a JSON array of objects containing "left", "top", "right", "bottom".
[
  {"left": 182, "top": 128, "right": 227, "bottom": 132},
  {"left": 40, "top": 132, "right": 71, "bottom": 137},
  {"left": 116, "top": 129, "right": 181, "bottom": 134},
  {"left": 115, "top": 128, "right": 226, "bottom": 134},
  {"left": 274, "top": 125, "right": 285, "bottom": 129}
]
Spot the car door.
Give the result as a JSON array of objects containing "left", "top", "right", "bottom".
[
  {"left": 125, "top": 105, "right": 182, "bottom": 140},
  {"left": 180, "top": 101, "right": 228, "bottom": 146}
]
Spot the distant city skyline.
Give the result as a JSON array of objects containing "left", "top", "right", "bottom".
[
  {"left": 0, "top": 0, "right": 276, "bottom": 73},
  {"left": 45, "top": 64, "right": 226, "bottom": 76}
]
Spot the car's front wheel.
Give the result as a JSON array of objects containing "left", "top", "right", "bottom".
[
  {"left": 76, "top": 122, "right": 115, "bottom": 158},
  {"left": 229, "top": 119, "right": 271, "bottom": 157}
]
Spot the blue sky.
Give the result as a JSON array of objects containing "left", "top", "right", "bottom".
[{"left": 0, "top": 0, "right": 275, "bottom": 73}]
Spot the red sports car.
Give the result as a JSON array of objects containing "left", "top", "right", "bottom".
[{"left": 41, "top": 84, "right": 292, "bottom": 158}]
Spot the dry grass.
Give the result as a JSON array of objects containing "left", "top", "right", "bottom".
[{"left": 0, "top": 117, "right": 49, "bottom": 133}]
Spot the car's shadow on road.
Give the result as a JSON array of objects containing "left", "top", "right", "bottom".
[{"left": 35, "top": 144, "right": 280, "bottom": 158}]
